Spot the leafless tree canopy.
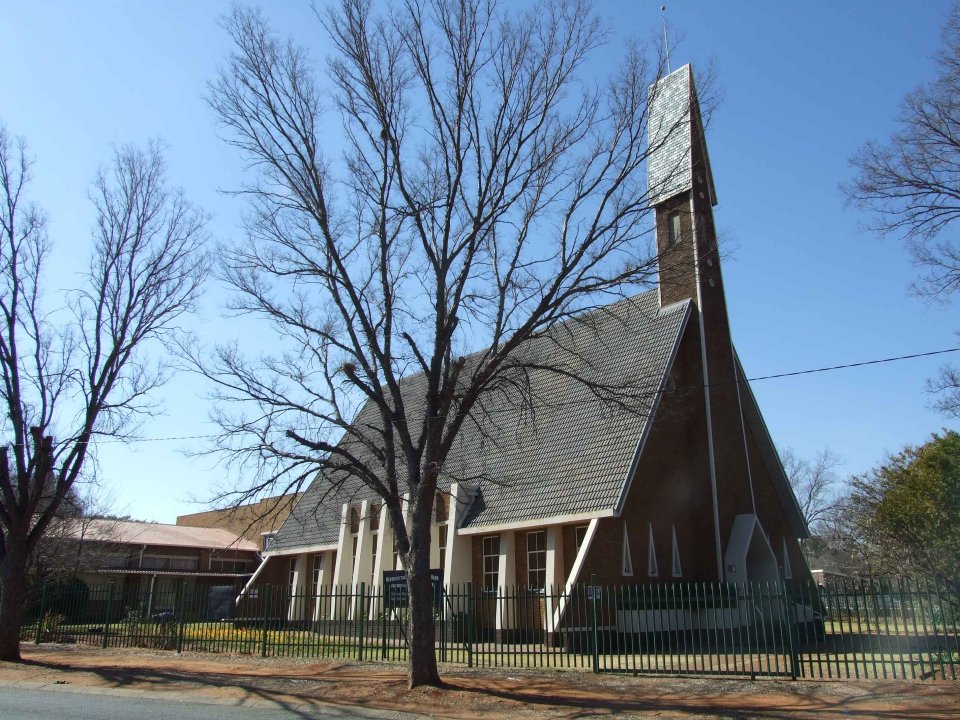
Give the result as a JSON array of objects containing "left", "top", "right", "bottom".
[
  {"left": 202, "top": 0, "right": 692, "bottom": 686},
  {"left": 0, "top": 127, "right": 207, "bottom": 661},
  {"left": 781, "top": 448, "right": 843, "bottom": 536},
  {"left": 845, "top": 4, "right": 960, "bottom": 415},
  {"left": 846, "top": 5, "right": 960, "bottom": 280}
]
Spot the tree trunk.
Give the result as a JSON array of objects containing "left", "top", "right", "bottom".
[
  {"left": 406, "top": 498, "right": 441, "bottom": 688},
  {"left": 0, "top": 544, "right": 29, "bottom": 662}
]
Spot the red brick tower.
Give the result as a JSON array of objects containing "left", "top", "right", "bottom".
[{"left": 648, "top": 65, "right": 759, "bottom": 580}]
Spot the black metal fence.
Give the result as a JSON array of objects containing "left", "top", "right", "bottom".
[{"left": 20, "top": 577, "right": 960, "bottom": 680}]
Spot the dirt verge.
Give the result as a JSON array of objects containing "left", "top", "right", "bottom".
[{"left": 1, "top": 644, "right": 958, "bottom": 719}]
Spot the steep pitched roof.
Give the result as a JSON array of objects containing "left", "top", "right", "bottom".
[{"left": 271, "top": 290, "right": 690, "bottom": 552}]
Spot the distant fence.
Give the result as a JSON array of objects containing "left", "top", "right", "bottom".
[{"left": 20, "top": 577, "right": 960, "bottom": 681}]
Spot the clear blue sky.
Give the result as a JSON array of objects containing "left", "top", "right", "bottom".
[{"left": 1, "top": 1, "right": 956, "bottom": 522}]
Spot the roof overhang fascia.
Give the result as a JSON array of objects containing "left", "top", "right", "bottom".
[
  {"left": 457, "top": 509, "right": 614, "bottom": 536},
  {"left": 732, "top": 350, "right": 809, "bottom": 539},
  {"left": 262, "top": 543, "right": 338, "bottom": 558},
  {"left": 613, "top": 300, "right": 693, "bottom": 516}
]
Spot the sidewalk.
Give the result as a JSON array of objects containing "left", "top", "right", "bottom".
[{"left": 2, "top": 644, "right": 958, "bottom": 719}]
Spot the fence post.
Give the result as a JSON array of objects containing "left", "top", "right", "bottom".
[
  {"left": 466, "top": 582, "right": 474, "bottom": 669},
  {"left": 357, "top": 583, "right": 366, "bottom": 662},
  {"left": 440, "top": 588, "right": 446, "bottom": 664},
  {"left": 260, "top": 585, "right": 271, "bottom": 658},
  {"left": 33, "top": 583, "right": 47, "bottom": 645},
  {"left": 381, "top": 586, "right": 389, "bottom": 660},
  {"left": 781, "top": 580, "right": 799, "bottom": 680},
  {"left": 102, "top": 582, "right": 115, "bottom": 649},
  {"left": 175, "top": 580, "right": 185, "bottom": 654},
  {"left": 590, "top": 574, "right": 599, "bottom": 674}
]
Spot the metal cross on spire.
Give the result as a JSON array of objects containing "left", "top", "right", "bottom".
[{"left": 661, "top": 4, "right": 671, "bottom": 73}]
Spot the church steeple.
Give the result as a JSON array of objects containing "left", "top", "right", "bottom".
[
  {"left": 648, "top": 64, "right": 719, "bottom": 309},
  {"left": 648, "top": 64, "right": 760, "bottom": 581}
]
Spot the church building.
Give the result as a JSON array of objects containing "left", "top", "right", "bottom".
[{"left": 240, "top": 64, "right": 809, "bottom": 631}]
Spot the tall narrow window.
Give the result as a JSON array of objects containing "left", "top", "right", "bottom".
[
  {"left": 482, "top": 535, "right": 500, "bottom": 591},
  {"left": 671, "top": 526, "right": 682, "bottom": 578},
  {"left": 438, "top": 525, "right": 448, "bottom": 571},
  {"left": 668, "top": 211, "right": 681, "bottom": 245},
  {"left": 288, "top": 557, "right": 299, "bottom": 593},
  {"left": 349, "top": 505, "right": 361, "bottom": 534},
  {"left": 622, "top": 524, "right": 633, "bottom": 577},
  {"left": 311, "top": 554, "right": 323, "bottom": 596},
  {"left": 574, "top": 525, "right": 588, "bottom": 554},
  {"left": 782, "top": 537, "right": 793, "bottom": 580},
  {"left": 647, "top": 523, "right": 659, "bottom": 577},
  {"left": 527, "top": 530, "right": 546, "bottom": 590},
  {"left": 435, "top": 491, "right": 449, "bottom": 523}
]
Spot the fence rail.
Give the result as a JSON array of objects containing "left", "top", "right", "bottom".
[{"left": 20, "top": 577, "right": 960, "bottom": 681}]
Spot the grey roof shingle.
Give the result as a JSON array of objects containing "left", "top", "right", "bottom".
[{"left": 270, "top": 290, "right": 689, "bottom": 552}]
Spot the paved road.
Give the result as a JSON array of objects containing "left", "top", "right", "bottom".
[{"left": 0, "top": 685, "right": 408, "bottom": 720}]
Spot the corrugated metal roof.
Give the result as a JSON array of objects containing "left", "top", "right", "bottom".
[
  {"left": 272, "top": 291, "right": 689, "bottom": 552},
  {"left": 69, "top": 520, "right": 258, "bottom": 552}
]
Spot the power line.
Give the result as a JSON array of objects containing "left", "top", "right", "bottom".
[
  {"left": 741, "top": 347, "right": 960, "bottom": 384},
  {"left": 5, "top": 346, "right": 959, "bottom": 447}
]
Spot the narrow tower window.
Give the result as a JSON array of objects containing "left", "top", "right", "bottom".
[{"left": 668, "top": 211, "right": 681, "bottom": 245}]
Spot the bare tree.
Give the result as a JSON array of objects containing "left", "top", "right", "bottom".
[
  {"left": 781, "top": 448, "right": 843, "bottom": 536},
  {"left": 0, "top": 127, "right": 207, "bottom": 661},
  {"left": 844, "top": 2, "right": 960, "bottom": 414},
  {"left": 29, "top": 485, "right": 128, "bottom": 585},
  {"left": 200, "top": 0, "right": 694, "bottom": 687}
]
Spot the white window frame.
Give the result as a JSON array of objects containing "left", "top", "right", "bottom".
[
  {"left": 527, "top": 530, "right": 546, "bottom": 590},
  {"left": 669, "top": 211, "right": 682, "bottom": 244},
  {"left": 671, "top": 525, "right": 682, "bottom": 578},
  {"left": 438, "top": 525, "right": 448, "bottom": 571},
  {"left": 574, "top": 525, "right": 588, "bottom": 554},
  {"left": 288, "top": 556, "right": 298, "bottom": 593},
  {"left": 622, "top": 524, "right": 634, "bottom": 577},
  {"left": 647, "top": 523, "right": 659, "bottom": 578},
  {"left": 482, "top": 535, "right": 500, "bottom": 592},
  {"left": 311, "top": 554, "right": 323, "bottom": 596},
  {"left": 782, "top": 537, "right": 793, "bottom": 580}
]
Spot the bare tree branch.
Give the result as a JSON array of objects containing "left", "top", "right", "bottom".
[
  {"left": 199, "top": 0, "right": 695, "bottom": 687},
  {"left": 0, "top": 127, "right": 207, "bottom": 661}
]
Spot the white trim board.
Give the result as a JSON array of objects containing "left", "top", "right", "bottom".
[
  {"left": 262, "top": 543, "right": 338, "bottom": 558},
  {"left": 458, "top": 509, "right": 614, "bottom": 536}
]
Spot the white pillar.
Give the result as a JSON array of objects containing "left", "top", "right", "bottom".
[
  {"left": 443, "top": 483, "right": 473, "bottom": 614},
  {"left": 288, "top": 552, "right": 310, "bottom": 621},
  {"left": 370, "top": 509, "right": 394, "bottom": 618},
  {"left": 495, "top": 531, "right": 516, "bottom": 632},
  {"left": 429, "top": 495, "right": 442, "bottom": 569},
  {"left": 397, "top": 493, "right": 411, "bottom": 570},
  {"left": 330, "top": 503, "right": 354, "bottom": 619},
  {"left": 311, "top": 550, "right": 334, "bottom": 622},
  {"left": 350, "top": 500, "right": 374, "bottom": 620},
  {"left": 544, "top": 526, "right": 564, "bottom": 633}
]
